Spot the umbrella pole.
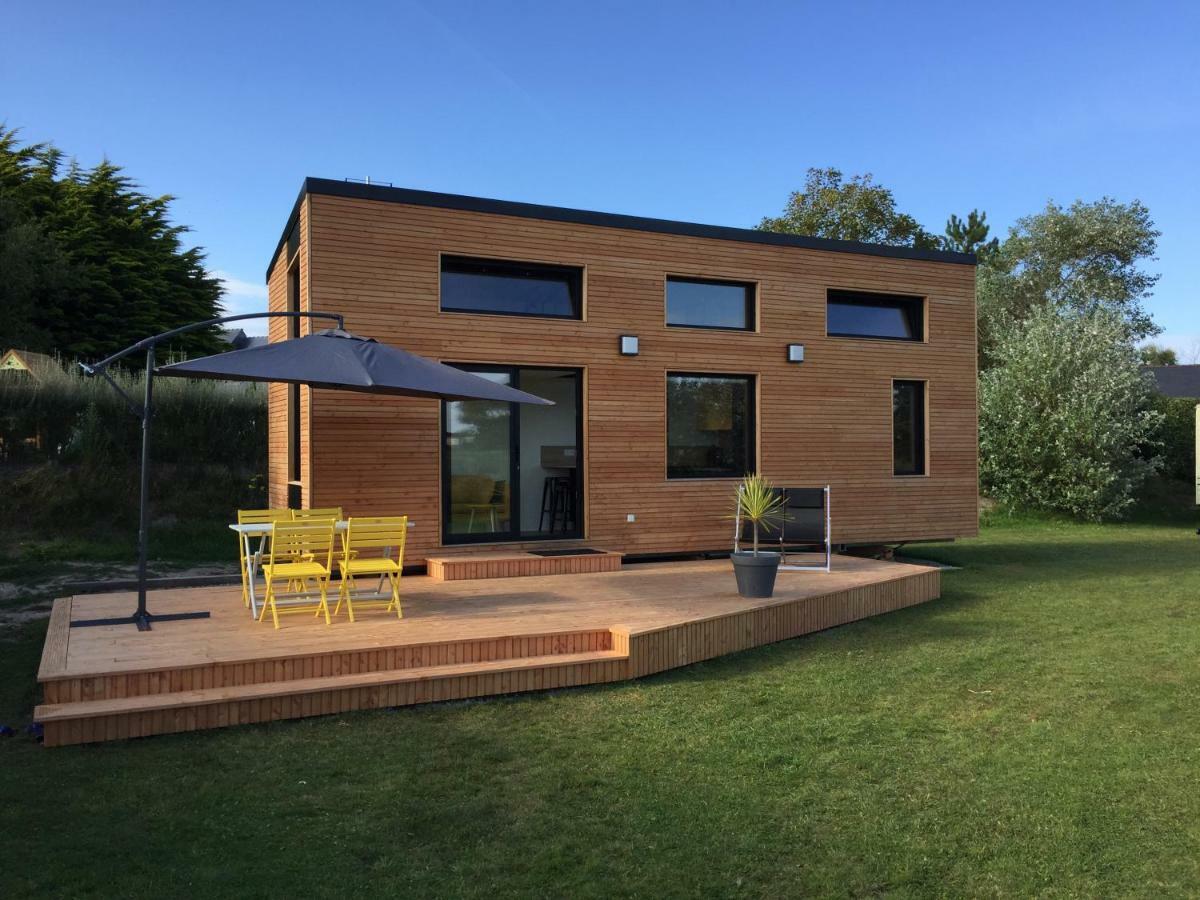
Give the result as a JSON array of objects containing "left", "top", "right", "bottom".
[
  {"left": 133, "top": 345, "right": 155, "bottom": 629},
  {"left": 72, "top": 347, "right": 212, "bottom": 631},
  {"left": 70, "top": 309, "right": 343, "bottom": 631}
]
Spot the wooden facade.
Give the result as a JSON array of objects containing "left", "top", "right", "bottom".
[{"left": 267, "top": 180, "right": 978, "bottom": 564}]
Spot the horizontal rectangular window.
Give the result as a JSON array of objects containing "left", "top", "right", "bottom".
[
  {"left": 893, "top": 379, "right": 926, "bottom": 476},
  {"left": 666, "top": 277, "right": 754, "bottom": 330},
  {"left": 667, "top": 373, "right": 755, "bottom": 479},
  {"left": 441, "top": 256, "right": 583, "bottom": 319},
  {"left": 828, "top": 289, "right": 924, "bottom": 341}
]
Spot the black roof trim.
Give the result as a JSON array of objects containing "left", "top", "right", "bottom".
[{"left": 266, "top": 176, "right": 976, "bottom": 280}]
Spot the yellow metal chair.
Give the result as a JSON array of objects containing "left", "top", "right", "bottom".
[
  {"left": 334, "top": 516, "right": 408, "bottom": 622},
  {"left": 287, "top": 508, "right": 346, "bottom": 584},
  {"left": 258, "top": 519, "right": 336, "bottom": 629},
  {"left": 236, "top": 508, "right": 291, "bottom": 608},
  {"left": 291, "top": 506, "right": 343, "bottom": 521}
]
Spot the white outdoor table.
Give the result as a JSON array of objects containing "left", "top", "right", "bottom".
[{"left": 230, "top": 520, "right": 413, "bottom": 619}]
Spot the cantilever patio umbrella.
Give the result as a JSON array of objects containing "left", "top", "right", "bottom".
[
  {"left": 76, "top": 311, "right": 551, "bottom": 631},
  {"left": 157, "top": 327, "right": 555, "bottom": 403}
]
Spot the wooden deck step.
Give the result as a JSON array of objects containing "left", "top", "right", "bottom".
[
  {"left": 35, "top": 649, "right": 628, "bottom": 723},
  {"left": 426, "top": 549, "right": 623, "bottom": 581}
]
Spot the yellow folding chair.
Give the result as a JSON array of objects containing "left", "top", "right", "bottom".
[
  {"left": 334, "top": 516, "right": 408, "bottom": 622},
  {"left": 259, "top": 519, "right": 336, "bottom": 629},
  {"left": 286, "top": 508, "right": 345, "bottom": 583},
  {"left": 291, "top": 507, "right": 343, "bottom": 521},
  {"left": 236, "top": 508, "right": 291, "bottom": 608}
]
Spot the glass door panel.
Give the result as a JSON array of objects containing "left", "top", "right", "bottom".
[
  {"left": 445, "top": 370, "right": 513, "bottom": 539},
  {"left": 443, "top": 366, "right": 582, "bottom": 544},
  {"left": 518, "top": 368, "right": 580, "bottom": 538}
]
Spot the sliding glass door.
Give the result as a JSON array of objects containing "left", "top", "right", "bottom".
[{"left": 442, "top": 366, "right": 582, "bottom": 544}]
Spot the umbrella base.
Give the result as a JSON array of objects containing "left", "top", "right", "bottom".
[{"left": 72, "top": 610, "right": 211, "bottom": 631}]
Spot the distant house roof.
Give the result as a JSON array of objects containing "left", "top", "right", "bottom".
[
  {"left": 219, "top": 329, "right": 269, "bottom": 351},
  {"left": 1142, "top": 365, "right": 1200, "bottom": 399},
  {"left": 0, "top": 348, "right": 61, "bottom": 381}
]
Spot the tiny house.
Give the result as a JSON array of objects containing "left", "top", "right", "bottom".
[{"left": 266, "top": 179, "right": 978, "bottom": 564}]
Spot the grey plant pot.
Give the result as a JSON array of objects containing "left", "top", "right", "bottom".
[{"left": 731, "top": 550, "right": 781, "bottom": 598}]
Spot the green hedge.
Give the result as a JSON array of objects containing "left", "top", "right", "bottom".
[
  {"left": 1150, "top": 394, "right": 1196, "bottom": 485},
  {"left": 0, "top": 360, "right": 266, "bottom": 532}
]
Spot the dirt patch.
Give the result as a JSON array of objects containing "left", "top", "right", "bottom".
[
  {"left": 0, "top": 562, "right": 237, "bottom": 632},
  {"left": 0, "top": 599, "right": 55, "bottom": 629}
]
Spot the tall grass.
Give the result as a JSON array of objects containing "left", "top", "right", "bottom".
[{"left": 0, "top": 358, "right": 266, "bottom": 533}]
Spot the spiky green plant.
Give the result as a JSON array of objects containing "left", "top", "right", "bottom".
[{"left": 732, "top": 473, "right": 785, "bottom": 556}]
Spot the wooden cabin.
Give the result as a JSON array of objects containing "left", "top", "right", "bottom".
[
  {"left": 0, "top": 348, "right": 60, "bottom": 382},
  {"left": 265, "top": 179, "right": 978, "bottom": 566}
]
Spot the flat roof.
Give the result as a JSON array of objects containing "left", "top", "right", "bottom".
[
  {"left": 266, "top": 176, "right": 976, "bottom": 280},
  {"left": 1142, "top": 365, "right": 1200, "bottom": 399}
]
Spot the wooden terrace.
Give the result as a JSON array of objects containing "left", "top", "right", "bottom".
[{"left": 35, "top": 555, "right": 940, "bottom": 747}]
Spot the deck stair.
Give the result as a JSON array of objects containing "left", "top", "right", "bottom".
[
  {"left": 34, "top": 557, "right": 942, "bottom": 747},
  {"left": 36, "top": 621, "right": 628, "bottom": 746}
]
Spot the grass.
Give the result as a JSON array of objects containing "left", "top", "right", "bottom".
[
  {"left": 2, "top": 514, "right": 1199, "bottom": 897},
  {"left": 0, "top": 522, "right": 236, "bottom": 601}
]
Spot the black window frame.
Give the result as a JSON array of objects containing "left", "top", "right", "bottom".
[
  {"left": 440, "top": 255, "right": 584, "bottom": 320},
  {"left": 892, "top": 379, "right": 927, "bottom": 476},
  {"left": 827, "top": 289, "right": 925, "bottom": 342},
  {"left": 286, "top": 258, "right": 302, "bottom": 508},
  {"left": 440, "top": 364, "right": 585, "bottom": 545},
  {"left": 665, "top": 276, "right": 757, "bottom": 332},
  {"left": 666, "top": 372, "right": 756, "bottom": 480}
]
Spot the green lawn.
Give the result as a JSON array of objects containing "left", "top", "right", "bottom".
[{"left": 2, "top": 515, "right": 1199, "bottom": 897}]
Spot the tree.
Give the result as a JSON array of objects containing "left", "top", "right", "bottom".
[
  {"left": 942, "top": 209, "right": 999, "bottom": 262},
  {"left": 977, "top": 198, "right": 1160, "bottom": 366},
  {"left": 0, "top": 126, "right": 223, "bottom": 360},
  {"left": 757, "top": 167, "right": 939, "bottom": 249},
  {"left": 979, "top": 305, "right": 1162, "bottom": 520},
  {"left": 1138, "top": 343, "right": 1178, "bottom": 366}
]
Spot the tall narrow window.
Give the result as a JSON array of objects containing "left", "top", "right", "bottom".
[
  {"left": 893, "top": 380, "right": 926, "bottom": 476},
  {"left": 667, "top": 374, "right": 755, "bottom": 479},
  {"left": 286, "top": 262, "right": 301, "bottom": 507}
]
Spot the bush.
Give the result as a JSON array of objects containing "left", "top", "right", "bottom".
[
  {"left": 1148, "top": 395, "right": 1196, "bottom": 485},
  {"left": 0, "top": 358, "right": 266, "bottom": 533},
  {"left": 980, "top": 306, "right": 1163, "bottom": 520}
]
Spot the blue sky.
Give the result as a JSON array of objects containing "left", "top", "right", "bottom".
[{"left": 5, "top": 2, "right": 1198, "bottom": 346}]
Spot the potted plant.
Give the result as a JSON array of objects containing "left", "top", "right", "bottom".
[{"left": 729, "top": 473, "right": 785, "bottom": 598}]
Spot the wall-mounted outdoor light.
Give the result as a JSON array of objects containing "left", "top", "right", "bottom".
[
  {"left": 620, "top": 335, "right": 640, "bottom": 356},
  {"left": 787, "top": 343, "right": 805, "bottom": 363}
]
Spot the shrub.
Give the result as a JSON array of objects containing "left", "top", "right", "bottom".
[
  {"left": 1147, "top": 395, "right": 1196, "bottom": 486},
  {"left": 980, "top": 306, "right": 1163, "bottom": 520},
  {"left": 0, "top": 357, "right": 266, "bottom": 533}
]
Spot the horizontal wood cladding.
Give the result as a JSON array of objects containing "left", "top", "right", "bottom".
[
  {"left": 269, "top": 194, "right": 978, "bottom": 563},
  {"left": 426, "top": 550, "right": 624, "bottom": 581},
  {"left": 621, "top": 568, "right": 940, "bottom": 678},
  {"left": 40, "top": 627, "right": 615, "bottom": 705}
]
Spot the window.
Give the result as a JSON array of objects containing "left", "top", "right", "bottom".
[
  {"left": 442, "top": 366, "right": 583, "bottom": 544},
  {"left": 893, "top": 380, "right": 926, "bottom": 476},
  {"left": 666, "top": 277, "right": 755, "bottom": 330},
  {"left": 441, "top": 255, "right": 582, "bottom": 319},
  {"left": 828, "top": 289, "right": 924, "bottom": 341},
  {"left": 667, "top": 373, "right": 754, "bottom": 479}
]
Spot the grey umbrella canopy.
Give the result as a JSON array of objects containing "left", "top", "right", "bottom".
[{"left": 157, "top": 328, "right": 553, "bottom": 405}]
